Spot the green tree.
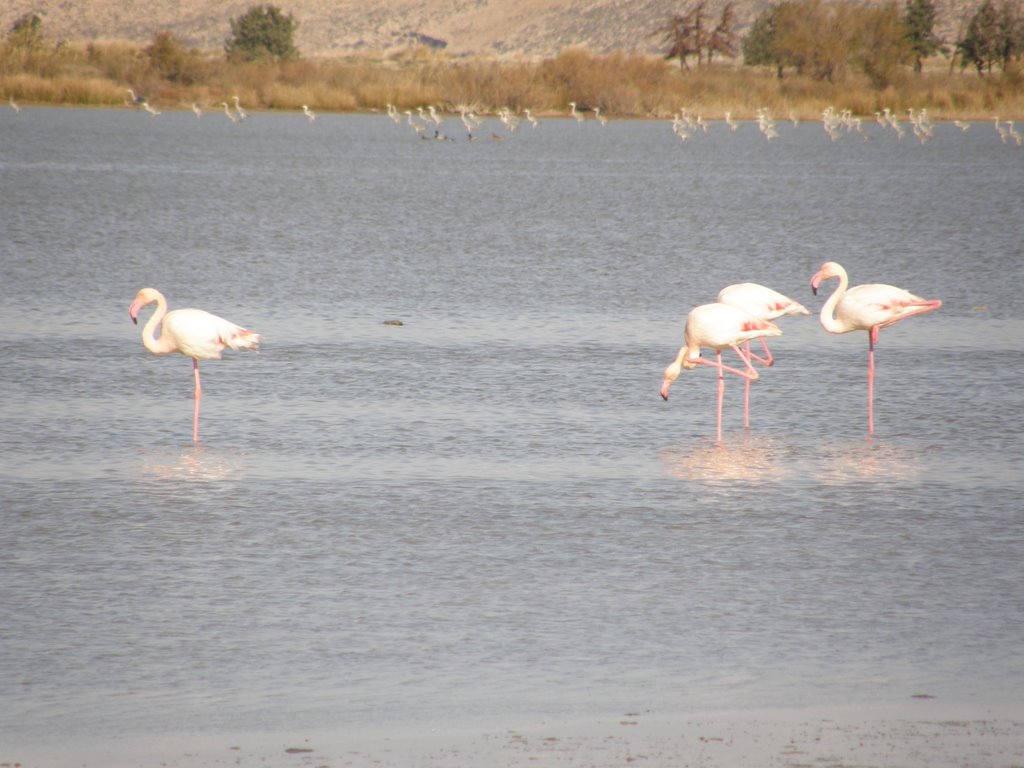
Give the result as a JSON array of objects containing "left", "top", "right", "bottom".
[
  {"left": 225, "top": 4, "right": 299, "bottom": 62},
  {"left": 995, "top": 0, "right": 1023, "bottom": 67},
  {"left": 959, "top": 0, "right": 1001, "bottom": 74},
  {"left": 743, "top": 5, "right": 780, "bottom": 73},
  {"left": 904, "top": 0, "right": 941, "bottom": 73},
  {"left": 855, "top": 2, "right": 912, "bottom": 87},
  {"left": 8, "top": 12, "right": 44, "bottom": 49}
]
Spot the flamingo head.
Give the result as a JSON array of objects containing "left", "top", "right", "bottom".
[
  {"left": 661, "top": 349, "right": 699, "bottom": 400},
  {"left": 810, "top": 261, "right": 843, "bottom": 296},
  {"left": 660, "top": 361, "right": 680, "bottom": 400},
  {"left": 129, "top": 287, "right": 161, "bottom": 324}
]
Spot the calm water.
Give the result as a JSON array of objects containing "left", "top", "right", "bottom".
[{"left": 1, "top": 107, "right": 1023, "bottom": 755}]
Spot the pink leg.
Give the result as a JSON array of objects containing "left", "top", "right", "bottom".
[
  {"left": 743, "top": 343, "right": 751, "bottom": 429},
  {"left": 867, "top": 330, "right": 876, "bottom": 436},
  {"left": 192, "top": 359, "right": 201, "bottom": 443},
  {"left": 716, "top": 351, "right": 725, "bottom": 443},
  {"left": 746, "top": 338, "right": 774, "bottom": 367},
  {"left": 694, "top": 347, "right": 759, "bottom": 443},
  {"left": 744, "top": 339, "right": 773, "bottom": 428}
]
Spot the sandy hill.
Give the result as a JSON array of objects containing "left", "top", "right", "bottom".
[{"left": 1, "top": 0, "right": 979, "bottom": 59}]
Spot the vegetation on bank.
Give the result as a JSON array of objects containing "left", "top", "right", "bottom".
[{"left": 1, "top": 3, "right": 1023, "bottom": 120}]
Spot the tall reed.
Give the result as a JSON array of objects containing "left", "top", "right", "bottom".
[{"left": 1, "top": 40, "right": 1021, "bottom": 119}]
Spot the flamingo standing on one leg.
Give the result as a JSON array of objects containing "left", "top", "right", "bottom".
[
  {"left": 717, "top": 282, "right": 810, "bottom": 428},
  {"left": 810, "top": 261, "right": 941, "bottom": 436},
  {"left": 129, "top": 288, "right": 261, "bottom": 443},
  {"left": 660, "top": 302, "right": 782, "bottom": 443}
]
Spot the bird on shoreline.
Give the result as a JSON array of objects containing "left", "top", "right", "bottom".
[
  {"left": 129, "top": 288, "right": 261, "bottom": 443},
  {"left": 661, "top": 302, "right": 782, "bottom": 444},
  {"left": 302, "top": 104, "right": 316, "bottom": 122},
  {"left": 810, "top": 261, "right": 941, "bottom": 436}
]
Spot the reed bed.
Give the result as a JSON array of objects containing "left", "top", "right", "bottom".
[{"left": 1, "top": 41, "right": 1021, "bottom": 120}]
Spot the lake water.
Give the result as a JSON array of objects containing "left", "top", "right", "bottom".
[{"left": 1, "top": 106, "right": 1023, "bottom": 764}]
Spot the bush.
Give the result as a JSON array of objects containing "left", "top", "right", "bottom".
[{"left": 225, "top": 5, "right": 299, "bottom": 62}]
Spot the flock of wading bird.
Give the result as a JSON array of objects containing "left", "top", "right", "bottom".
[
  {"left": 129, "top": 262, "right": 941, "bottom": 446},
  {"left": 14, "top": 92, "right": 1008, "bottom": 147},
  {"left": 378, "top": 100, "right": 1021, "bottom": 146}
]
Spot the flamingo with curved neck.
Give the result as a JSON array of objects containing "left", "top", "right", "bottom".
[
  {"left": 661, "top": 302, "right": 782, "bottom": 443},
  {"left": 129, "top": 288, "right": 260, "bottom": 443},
  {"left": 810, "top": 261, "right": 941, "bottom": 435}
]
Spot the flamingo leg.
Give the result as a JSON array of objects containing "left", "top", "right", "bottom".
[
  {"left": 716, "top": 351, "right": 725, "bottom": 443},
  {"left": 192, "top": 358, "right": 202, "bottom": 443},
  {"left": 746, "top": 338, "right": 774, "bottom": 367},
  {"left": 867, "top": 329, "right": 877, "bottom": 436},
  {"left": 742, "top": 339, "right": 774, "bottom": 428},
  {"left": 743, "top": 343, "right": 752, "bottom": 428},
  {"left": 692, "top": 346, "right": 760, "bottom": 443}
]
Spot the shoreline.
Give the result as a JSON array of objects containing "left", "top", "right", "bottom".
[{"left": 7, "top": 699, "right": 1024, "bottom": 767}]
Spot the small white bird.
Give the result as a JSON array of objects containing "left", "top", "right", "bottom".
[
  {"left": 302, "top": 104, "right": 316, "bottom": 122},
  {"left": 9, "top": 95, "right": 21, "bottom": 113}
]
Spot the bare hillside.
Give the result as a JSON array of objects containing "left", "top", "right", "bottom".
[{"left": 1, "top": 0, "right": 980, "bottom": 59}]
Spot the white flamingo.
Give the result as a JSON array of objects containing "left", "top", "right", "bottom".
[
  {"left": 660, "top": 303, "right": 782, "bottom": 443},
  {"left": 810, "top": 262, "right": 941, "bottom": 436},
  {"left": 717, "top": 283, "right": 810, "bottom": 428},
  {"left": 129, "top": 288, "right": 261, "bottom": 444}
]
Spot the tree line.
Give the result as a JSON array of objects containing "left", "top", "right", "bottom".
[{"left": 661, "top": 0, "right": 1024, "bottom": 86}]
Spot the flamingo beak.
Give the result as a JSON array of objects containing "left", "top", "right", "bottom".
[
  {"left": 660, "top": 381, "right": 671, "bottom": 400},
  {"left": 129, "top": 300, "right": 141, "bottom": 324},
  {"left": 810, "top": 274, "right": 822, "bottom": 296}
]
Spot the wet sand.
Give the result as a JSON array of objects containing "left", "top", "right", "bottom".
[{"left": 6, "top": 699, "right": 1023, "bottom": 767}]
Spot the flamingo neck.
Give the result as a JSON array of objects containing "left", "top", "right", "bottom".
[
  {"left": 818, "top": 269, "right": 849, "bottom": 334},
  {"left": 141, "top": 295, "right": 177, "bottom": 355}
]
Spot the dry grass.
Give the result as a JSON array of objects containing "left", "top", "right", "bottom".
[{"left": 1, "top": 41, "right": 1022, "bottom": 119}]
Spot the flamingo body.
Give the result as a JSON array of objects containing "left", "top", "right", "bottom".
[
  {"left": 661, "top": 302, "right": 781, "bottom": 442},
  {"left": 810, "top": 261, "right": 941, "bottom": 434},
  {"left": 717, "top": 282, "right": 809, "bottom": 427},
  {"left": 717, "top": 282, "right": 810, "bottom": 321},
  {"left": 129, "top": 288, "right": 260, "bottom": 442}
]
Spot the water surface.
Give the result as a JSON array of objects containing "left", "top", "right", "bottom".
[{"left": 1, "top": 106, "right": 1022, "bottom": 760}]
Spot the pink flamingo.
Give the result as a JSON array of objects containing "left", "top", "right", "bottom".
[
  {"left": 810, "top": 261, "right": 941, "bottom": 435},
  {"left": 660, "top": 302, "right": 782, "bottom": 443},
  {"left": 129, "top": 288, "right": 261, "bottom": 443},
  {"left": 717, "top": 282, "right": 810, "bottom": 427}
]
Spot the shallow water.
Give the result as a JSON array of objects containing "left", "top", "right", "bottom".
[{"left": 1, "top": 106, "right": 1022, "bottom": 755}]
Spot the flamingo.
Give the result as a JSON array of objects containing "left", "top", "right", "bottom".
[
  {"left": 660, "top": 302, "right": 782, "bottom": 443},
  {"left": 233, "top": 95, "right": 247, "bottom": 120},
  {"left": 717, "top": 282, "right": 810, "bottom": 428},
  {"left": 129, "top": 288, "right": 260, "bottom": 443},
  {"left": 810, "top": 261, "right": 941, "bottom": 436},
  {"left": 302, "top": 104, "right": 316, "bottom": 122}
]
